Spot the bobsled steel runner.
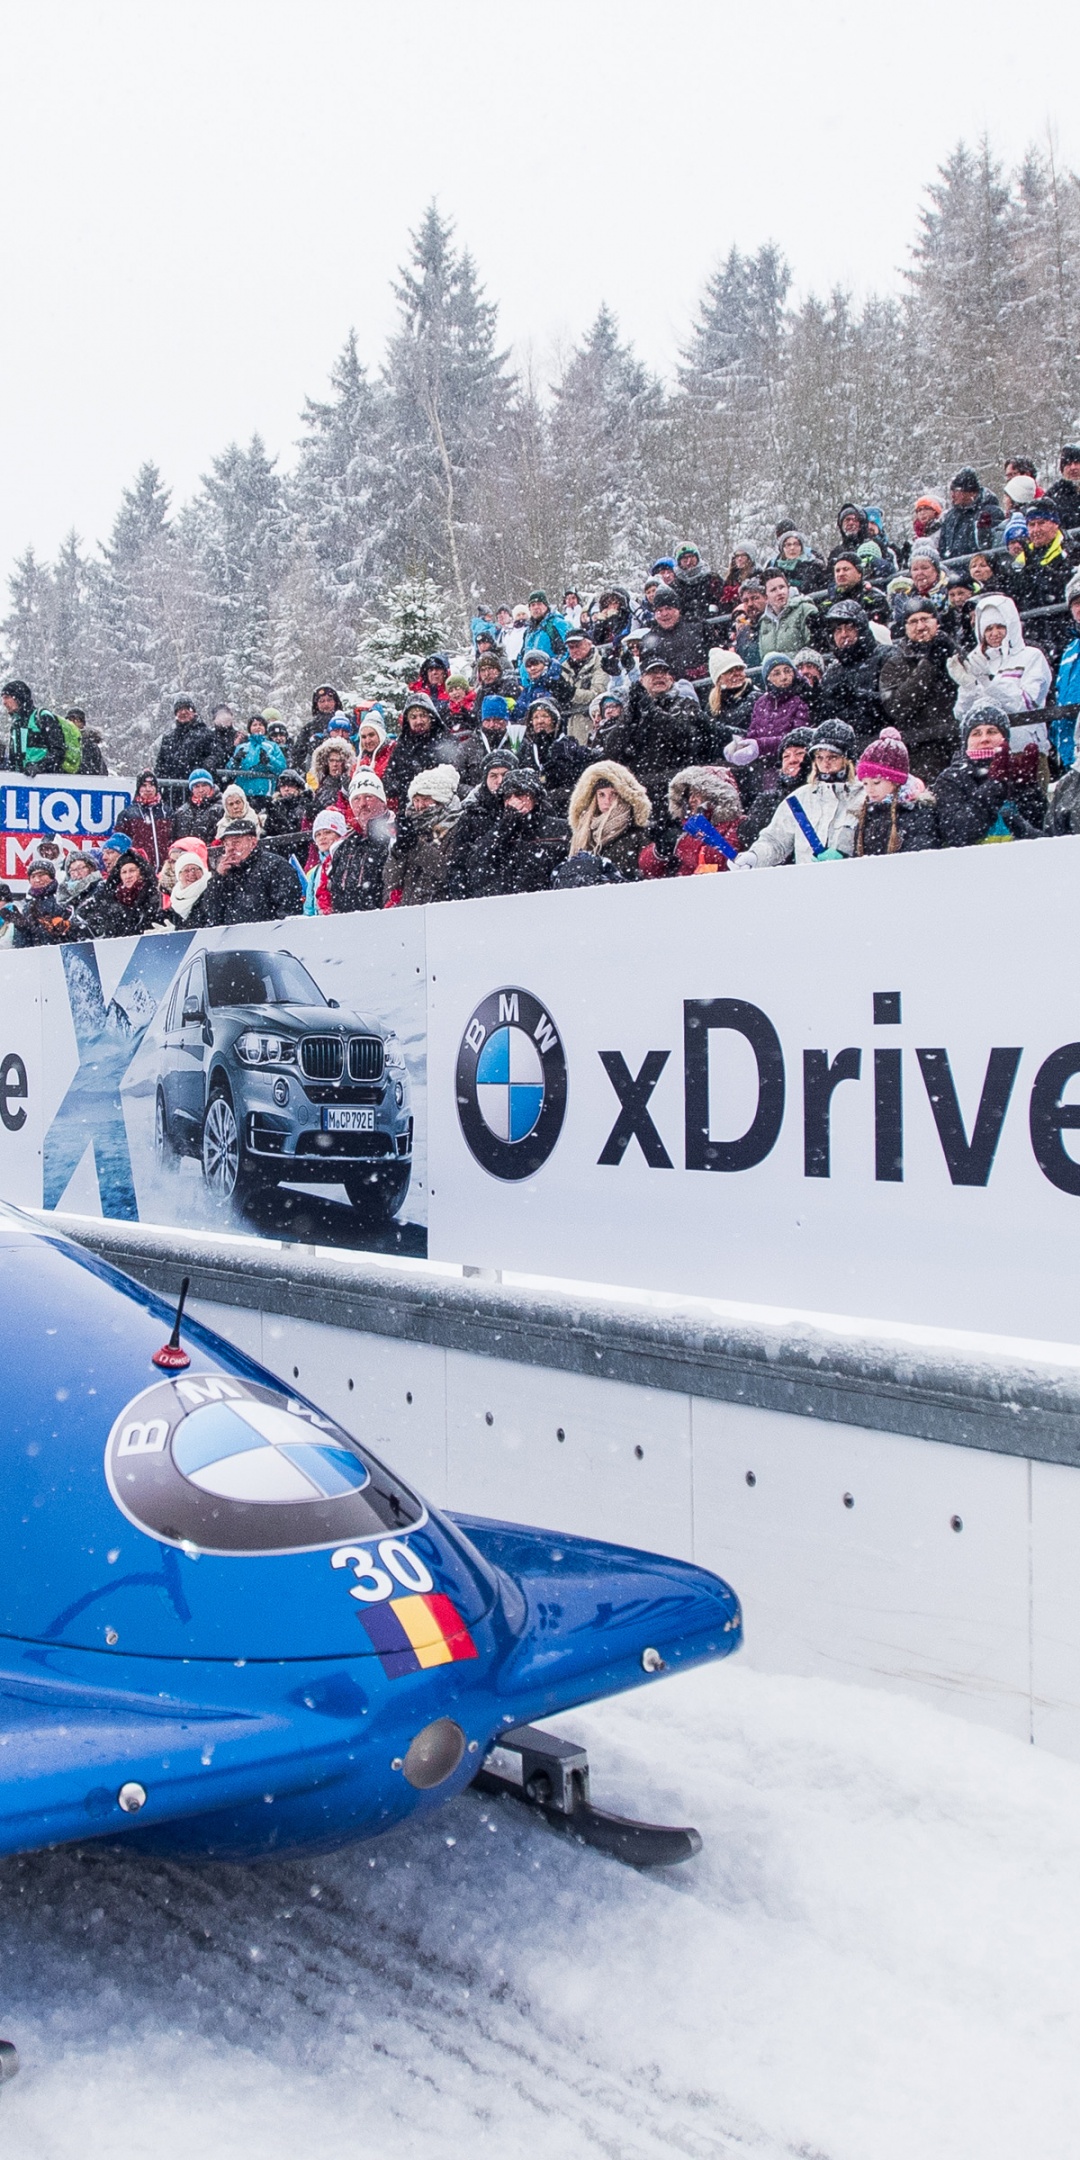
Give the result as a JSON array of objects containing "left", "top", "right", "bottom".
[
  {"left": 473, "top": 1724, "right": 702, "bottom": 1867},
  {"left": 0, "top": 1202, "right": 742, "bottom": 1865}
]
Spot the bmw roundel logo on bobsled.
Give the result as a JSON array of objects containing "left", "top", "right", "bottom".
[
  {"left": 105, "top": 1372, "right": 427, "bottom": 1555},
  {"left": 0, "top": 1199, "right": 742, "bottom": 1874},
  {"left": 456, "top": 987, "right": 568, "bottom": 1179}
]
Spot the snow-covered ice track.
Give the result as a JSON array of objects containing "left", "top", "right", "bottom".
[
  {"left": 0, "top": 1822, "right": 793, "bottom": 2160},
  {"left": 3, "top": 1664, "right": 1080, "bottom": 2160}
]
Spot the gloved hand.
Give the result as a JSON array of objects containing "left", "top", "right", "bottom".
[{"left": 946, "top": 653, "right": 970, "bottom": 685}]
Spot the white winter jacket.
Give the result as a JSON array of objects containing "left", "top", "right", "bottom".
[
  {"left": 734, "top": 776, "right": 866, "bottom": 868},
  {"left": 951, "top": 595, "right": 1052, "bottom": 754}
]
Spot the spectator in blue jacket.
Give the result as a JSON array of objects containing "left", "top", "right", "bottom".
[
  {"left": 1051, "top": 573, "right": 1080, "bottom": 767},
  {"left": 225, "top": 713, "right": 288, "bottom": 799}
]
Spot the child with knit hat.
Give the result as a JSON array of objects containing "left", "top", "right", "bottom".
[{"left": 854, "top": 729, "right": 936, "bottom": 856}]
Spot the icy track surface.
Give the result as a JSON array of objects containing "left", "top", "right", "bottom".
[{"left": 1, "top": 1666, "right": 1076, "bottom": 2160}]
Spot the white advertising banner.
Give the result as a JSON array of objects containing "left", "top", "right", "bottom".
[
  {"left": 7, "top": 836, "right": 1080, "bottom": 1340},
  {"left": 426, "top": 839, "right": 1080, "bottom": 1343}
]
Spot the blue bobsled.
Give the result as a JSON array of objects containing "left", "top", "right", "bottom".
[{"left": 0, "top": 1204, "right": 742, "bottom": 1865}]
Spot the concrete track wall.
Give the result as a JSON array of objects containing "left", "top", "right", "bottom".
[{"left": 48, "top": 1213, "right": 1080, "bottom": 1759}]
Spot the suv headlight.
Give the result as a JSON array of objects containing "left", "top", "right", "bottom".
[
  {"left": 235, "top": 1032, "right": 298, "bottom": 1066},
  {"left": 383, "top": 1032, "right": 407, "bottom": 1071}
]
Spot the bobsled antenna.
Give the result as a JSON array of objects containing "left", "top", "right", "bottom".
[{"left": 152, "top": 1276, "right": 192, "bottom": 1371}]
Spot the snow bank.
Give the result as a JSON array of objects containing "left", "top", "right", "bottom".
[{"left": 0, "top": 1664, "right": 1075, "bottom": 2159}]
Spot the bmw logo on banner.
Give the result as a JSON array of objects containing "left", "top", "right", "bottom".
[
  {"left": 105, "top": 1373, "right": 425, "bottom": 1554},
  {"left": 456, "top": 988, "right": 568, "bottom": 1180}
]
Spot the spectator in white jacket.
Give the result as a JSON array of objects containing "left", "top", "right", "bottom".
[
  {"left": 733, "top": 720, "right": 865, "bottom": 868},
  {"left": 947, "top": 593, "right": 1052, "bottom": 757}
]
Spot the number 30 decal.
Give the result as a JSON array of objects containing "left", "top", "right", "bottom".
[{"left": 330, "top": 1538, "right": 435, "bottom": 1604}]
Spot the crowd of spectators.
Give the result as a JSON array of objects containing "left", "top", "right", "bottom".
[{"left": 3, "top": 451, "right": 1080, "bottom": 945}]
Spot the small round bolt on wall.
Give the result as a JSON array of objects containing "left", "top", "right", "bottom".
[
  {"left": 641, "top": 1646, "right": 665, "bottom": 1673},
  {"left": 117, "top": 1781, "right": 147, "bottom": 1813}
]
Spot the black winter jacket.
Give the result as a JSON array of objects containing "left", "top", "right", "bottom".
[
  {"left": 930, "top": 752, "right": 1045, "bottom": 849},
  {"left": 853, "top": 796, "right": 937, "bottom": 855},
  {"left": 173, "top": 792, "right": 225, "bottom": 845},
  {"left": 186, "top": 843, "right": 304, "bottom": 926},
  {"left": 155, "top": 719, "right": 219, "bottom": 781},
  {"left": 73, "top": 862, "right": 162, "bottom": 939},
  {"left": 326, "top": 828, "right": 391, "bottom": 912},
  {"left": 876, "top": 633, "right": 958, "bottom": 783},
  {"left": 466, "top": 805, "right": 565, "bottom": 897},
  {"left": 818, "top": 626, "right": 885, "bottom": 746},
  {"left": 613, "top": 685, "right": 703, "bottom": 798}
]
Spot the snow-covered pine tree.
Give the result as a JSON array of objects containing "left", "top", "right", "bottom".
[
  {"left": 546, "top": 306, "right": 664, "bottom": 589},
  {"left": 672, "top": 243, "right": 792, "bottom": 560},
  {"left": 1006, "top": 142, "right": 1080, "bottom": 457},
  {"left": 905, "top": 139, "right": 1019, "bottom": 472},
  {"left": 291, "top": 328, "right": 384, "bottom": 675},
  {"left": 381, "top": 205, "right": 513, "bottom": 629},
  {"left": 352, "top": 574, "right": 452, "bottom": 712},
  {"left": 82, "top": 462, "right": 185, "bottom": 769},
  {"left": 1, "top": 547, "right": 55, "bottom": 699},
  {"left": 196, "top": 436, "right": 288, "bottom": 714}
]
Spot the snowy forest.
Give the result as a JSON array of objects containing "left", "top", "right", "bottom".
[{"left": 4, "top": 136, "right": 1079, "bottom": 770}]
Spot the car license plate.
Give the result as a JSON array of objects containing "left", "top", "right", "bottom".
[{"left": 322, "top": 1108, "right": 375, "bottom": 1133}]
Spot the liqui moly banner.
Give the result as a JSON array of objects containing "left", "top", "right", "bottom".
[
  {"left": 0, "top": 774, "right": 134, "bottom": 889},
  {"left": 5, "top": 836, "right": 1080, "bottom": 1341}
]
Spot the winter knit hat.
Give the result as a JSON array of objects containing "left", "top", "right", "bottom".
[
  {"left": 481, "top": 695, "right": 510, "bottom": 720},
  {"left": 781, "top": 726, "right": 815, "bottom": 752},
  {"left": 909, "top": 543, "right": 941, "bottom": 566},
  {"left": 811, "top": 718, "right": 857, "bottom": 759},
  {"left": 408, "top": 764, "right": 460, "bottom": 807},
  {"left": 402, "top": 693, "right": 440, "bottom": 723},
  {"left": 708, "top": 646, "right": 747, "bottom": 682},
  {"left": 963, "top": 706, "right": 1009, "bottom": 753},
  {"left": 348, "top": 770, "right": 387, "bottom": 803},
  {"left": 313, "top": 809, "right": 347, "bottom": 838},
  {"left": 1005, "top": 474, "right": 1037, "bottom": 505},
  {"left": 914, "top": 494, "right": 943, "bottom": 516},
  {"left": 760, "top": 651, "right": 797, "bottom": 686},
  {"left": 526, "top": 696, "right": 562, "bottom": 725},
  {"left": 857, "top": 727, "right": 909, "bottom": 786},
  {"left": 498, "top": 769, "right": 544, "bottom": 802},
  {"left": 1004, "top": 515, "right": 1030, "bottom": 544},
  {"left": 793, "top": 648, "right": 824, "bottom": 675},
  {"left": 446, "top": 674, "right": 470, "bottom": 692},
  {"left": 103, "top": 831, "right": 132, "bottom": 854},
  {"left": 172, "top": 850, "right": 210, "bottom": 878},
  {"left": 187, "top": 769, "right": 215, "bottom": 788}
]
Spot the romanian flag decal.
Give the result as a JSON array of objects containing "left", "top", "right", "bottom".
[{"left": 357, "top": 1592, "right": 478, "bottom": 1679}]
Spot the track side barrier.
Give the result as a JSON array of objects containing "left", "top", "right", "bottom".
[{"left": 46, "top": 1211, "right": 1080, "bottom": 1764}]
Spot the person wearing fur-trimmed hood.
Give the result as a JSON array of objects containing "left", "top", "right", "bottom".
[
  {"left": 566, "top": 761, "right": 651, "bottom": 881},
  {"left": 639, "top": 766, "right": 742, "bottom": 878}
]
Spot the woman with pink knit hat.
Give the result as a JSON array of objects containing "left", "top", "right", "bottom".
[{"left": 854, "top": 729, "right": 936, "bottom": 856}]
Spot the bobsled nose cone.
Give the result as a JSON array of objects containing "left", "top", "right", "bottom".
[{"left": 452, "top": 1516, "right": 741, "bottom": 1722}]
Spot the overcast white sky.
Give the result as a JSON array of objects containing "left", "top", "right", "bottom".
[{"left": 0, "top": 0, "right": 1075, "bottom": 581}]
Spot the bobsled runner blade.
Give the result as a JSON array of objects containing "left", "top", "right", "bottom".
[{"left": 472, "top": 1723, "right": 702, "bottom": 1868}]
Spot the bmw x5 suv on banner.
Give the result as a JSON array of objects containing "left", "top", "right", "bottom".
[{"left": 154, "top": 947, "right": 412, "bottom": 1224}]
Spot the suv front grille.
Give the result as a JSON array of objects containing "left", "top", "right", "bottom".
[
  {"left": 300, "top": 1035, "right": 344, "bottom": 1080},
  {"left": 348, "top": 1036, "right": 384, "bottom": 1081}
]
